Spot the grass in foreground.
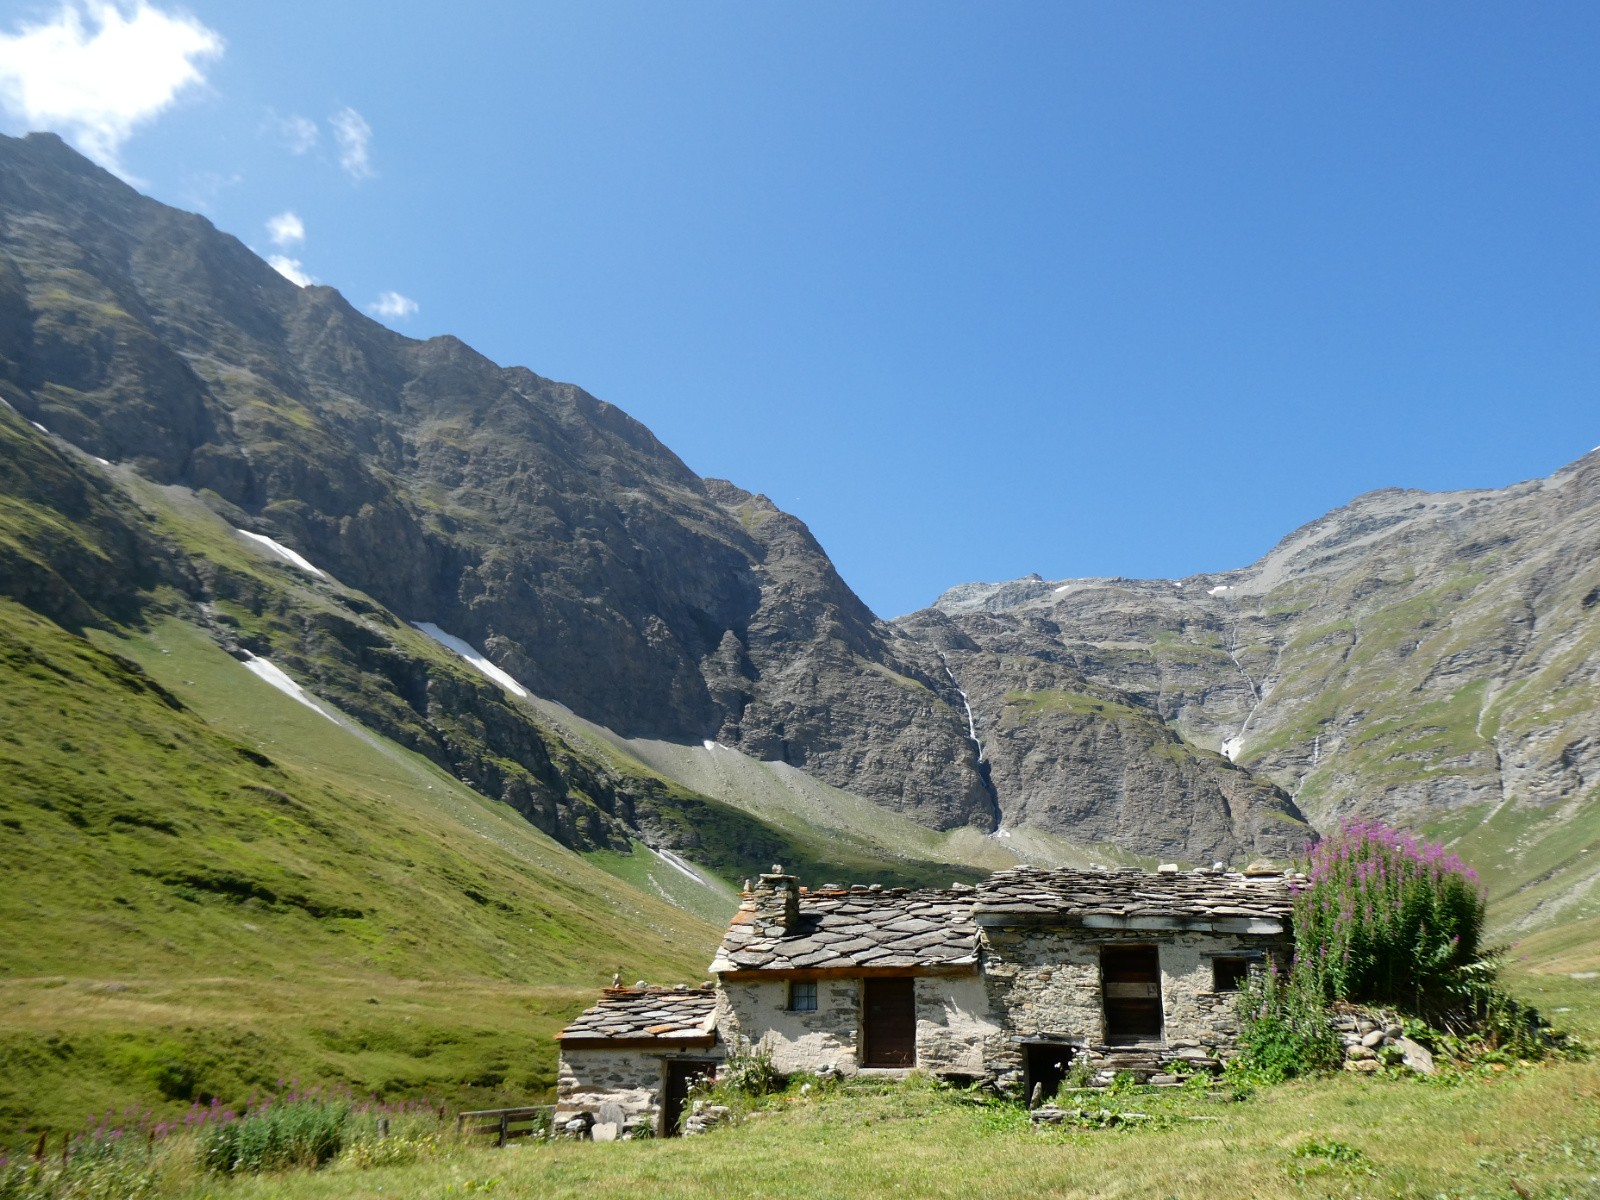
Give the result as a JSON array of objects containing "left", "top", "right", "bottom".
[{"left": 8, "top": 1062, "right": 1599, "bottom": 1200}]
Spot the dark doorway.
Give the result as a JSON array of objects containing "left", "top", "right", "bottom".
[
  {"left": 1023, "top": 1042, "right": 1075, "bottom": 1106},
  {"left": 861, "top": 977, "right": 916, "bottom": 1067},
  {"left": 1101, "top": 945, "right": 1163, "bottom": 1042},
  {"left": 661, "top": 1059, "right": 715, "bottom": 1137}
]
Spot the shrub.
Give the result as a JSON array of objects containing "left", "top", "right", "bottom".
[
  {"left": 0, "top": 1130, "right": 161, "bottom": 1200},
  {"left": 1234, "top": 959, "right": 1342, "bottom": 1082},
  {"left": 338, "top": 1133, "right": 446, "bottom": 1170},
  {"left": 716, "top": 1041, "right": 783, "bottom": 1098},
  {"left": 1293, "top": 820, "right": 1486, "bottom": 1017},
  {"left": 196, "top": 1098, "right": 348, "bottom": 1175}
]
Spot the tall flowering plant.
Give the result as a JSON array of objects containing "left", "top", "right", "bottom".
[{"left": 1292, "top": 819, "right": 1487, "bottom": 1014}]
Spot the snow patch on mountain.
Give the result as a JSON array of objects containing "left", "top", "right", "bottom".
[
  {"left": 412, "top": 622, "right": 530, "bottom": 698},
  {"left": 237, "top": 529, "right": 327, "bottom": 578}
]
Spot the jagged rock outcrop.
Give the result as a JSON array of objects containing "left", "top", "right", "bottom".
[{"left": 900, "top": 607, "right": 1309, "bottom": 861}]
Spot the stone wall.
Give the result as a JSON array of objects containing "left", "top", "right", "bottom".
[
  {"left": 977, "top": 926, "right": 1290, "bottom": 1077},
  {"left": 718, "top": 978, "right": 862, "bottom": 1074},
  {"left": 914, "top": 974, "right": 1004, "bottom": 1076},
  {"left": 716, "top": 973, "right": 1000, "bottom": 1076},
  {"left": 556, "top": 1047, "right": 722, "bottom": 1134}
]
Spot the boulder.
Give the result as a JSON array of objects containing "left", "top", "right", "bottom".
[{"left": 1394, "top": 1035, "right": 1435, "bottom": 1076}]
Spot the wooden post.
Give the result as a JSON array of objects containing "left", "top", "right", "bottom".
[
  {"left": 377, "top": 1117, "right": 389, "bottom": 1140},
  {"left": 497, "top": 1112, "right": 508, "bottom": 1148},
  {"left": 61, "top": 1131, "right": 69, "bottom": 1167},
  {"left": 32, "top": 1131, "right": 45, "bottom": 1162},
  {"left": 455, "top": 1111, "right": 465, "bottom": 1136}
]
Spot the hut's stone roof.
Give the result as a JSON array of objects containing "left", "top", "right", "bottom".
[
  {"left": 709, "top": 882, "right": 980, "bottom": 975},
  {"left": 556, "top": 986, "right": 718, "bottom": 1045},
  {"left": 972, "top": 866, "right": 1294, "bottom": 932},
  {"left": 706, "top": 865, "right": 1297, "bottom": 977}
]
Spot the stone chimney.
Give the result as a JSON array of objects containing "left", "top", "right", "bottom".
[{"left": 753, "top": 864, "right": 801, "bottom": 934}]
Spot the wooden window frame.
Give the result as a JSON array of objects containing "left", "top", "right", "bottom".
[{"left": 788, "top": 979, "right": 818, "bottom": 1012}]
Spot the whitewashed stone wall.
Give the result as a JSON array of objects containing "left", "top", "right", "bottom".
[
  {"left": 915, "top": 975, "right": 1004, "bottom": 1075},
  {"left": 716, "top": 974, "right": 1001, "bottom": 1076},
  {"left": 556, "top": 1047, "right": 721, "bottom": 1133},
  {"left": 717, "top": 978, "right": 863, "bottom": 1073}
]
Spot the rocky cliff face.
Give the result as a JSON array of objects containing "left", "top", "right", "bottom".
[{"left": 914, "top": 455, "right": 1600, "bottom": 837}]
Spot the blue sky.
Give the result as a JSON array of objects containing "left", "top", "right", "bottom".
[{"left": 2, "top": 3, "right": 1598, "bottom": 617}]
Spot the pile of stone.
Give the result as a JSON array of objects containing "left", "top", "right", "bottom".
[
  {"left": 683, "top": 1100, "right": 732, "bottom": 1136},
  {"left": 1030, "top": 1105, "right": 1155, "bottom": 1128},
  {"left": 1333, "top": 1009, "right": 1434, "bottom": 1075}
]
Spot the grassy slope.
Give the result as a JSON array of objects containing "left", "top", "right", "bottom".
[{"left": 0, "top": 600, "right": 721, "bottom": 1139}]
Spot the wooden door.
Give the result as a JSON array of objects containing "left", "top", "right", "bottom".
[
  {"left": 862, "top": 977, "right": 917, "bottom": 1067},
  {"left": 1101, "top": 945, "right": 1163, "bottom": 1042}
]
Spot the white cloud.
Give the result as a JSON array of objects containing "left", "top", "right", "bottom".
[
  {"left": 267, "top": 255, "right": 313, "bottom": 287},
  {"left": 330, "top": 106, "right": 372, "bottom": 179},
  {"left": 270, "top": 111, "right": 317, "bottom": 154},
  {"left": 265, "top": 210, "right": 304, "bottom": 247},
  {"left": 368, "top": 291, "right": 417, "bottom": 320},
  {"left": 0, "top": 1, "right": 223, "bottom": 176}
]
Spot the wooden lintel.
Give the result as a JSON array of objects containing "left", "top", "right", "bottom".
[{"left": 716, "top": 963, "right": 978, "bottom": 983}]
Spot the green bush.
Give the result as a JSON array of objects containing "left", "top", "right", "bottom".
[
  {"left": 196, "top": 1098, "right": 348, "bottom": 1175},
  {"left": 1235, "top": 959, "right": 1342, "bottom": 1082},
  {"left": 716, "top": 1042, "right": 783, "bottom": 1098}
]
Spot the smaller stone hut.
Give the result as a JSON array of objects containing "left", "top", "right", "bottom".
[{"left": 554, "top": 984, "right": 722, "bottom": 1137}]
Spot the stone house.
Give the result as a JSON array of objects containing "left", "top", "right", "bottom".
[{"left": 556, "top": 863, "right": 1294, "bottom": 1134}]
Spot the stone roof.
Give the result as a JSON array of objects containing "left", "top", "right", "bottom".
[
  {"left": 972, "top": 866, "right": 1294, "bottom": 932},
  {"left": 556, "top": 986, "right": 718, "bottom": 1045},
  {"left": 709, "top": 880, "right": 980, "bottom": 975}
]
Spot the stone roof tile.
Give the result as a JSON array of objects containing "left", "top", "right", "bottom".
[{"left": 556, "top": 986, "right": 718, "bottom": 1043}]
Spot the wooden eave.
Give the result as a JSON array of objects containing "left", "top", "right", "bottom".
[
  {"left": 556, "top": 1034, "right": 717, "bottom": 1051},
  {"left": 715, "top": 962, "right": 979, "bottom": 982}
]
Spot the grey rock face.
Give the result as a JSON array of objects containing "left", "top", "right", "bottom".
[{"left": 899, "top": 607, "right": 1310, "bottom": 862}]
